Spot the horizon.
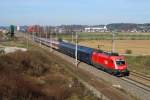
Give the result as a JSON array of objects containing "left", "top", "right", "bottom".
[
  {"left": 1, "top": 23, "right": 150, "bottom": 27},
  {"left": 0, "top": 0, "right": 150, "bottom": 26}
]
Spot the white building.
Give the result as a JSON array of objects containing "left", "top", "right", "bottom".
[
  {"left": 17, "top": 26, "right": 20, "bottom": 31},
  {"left": 85, "top": 26, "right": 107, "bottom": 32}
]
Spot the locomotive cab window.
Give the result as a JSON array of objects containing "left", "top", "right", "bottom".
[{"left": 116, "top": 60, "right": 125, "bottom": 66}]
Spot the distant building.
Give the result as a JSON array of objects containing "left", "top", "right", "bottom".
[
  {"left": 0, "top": 29, "right": 8, "bottom": 33},
  {"left": 57, "top": 28, "right": 66, "bottom": 33},
  {"left": 17, "top": 26, "right": 20, "bottom": 31},
  {"left": 85, "top": 26, "right": 107, "bottom": 32},
  {"left": 131, "top": 29, "right": 138, "bottom": 33}
]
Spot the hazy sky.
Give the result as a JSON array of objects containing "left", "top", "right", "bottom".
[{"left": 0, "top": 0, "right": 150, "bottom": 25}]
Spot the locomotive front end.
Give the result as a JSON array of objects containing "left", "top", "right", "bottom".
[{"left": 113, "top": 57, "right": 130, "bottom": 76}]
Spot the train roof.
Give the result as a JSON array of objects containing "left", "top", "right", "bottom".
[
  {"left": 94, "top": 49, "right": 119, "bottom": 56},
  {"left": 60, "top": 42, "right": 94, "bottom": 54}
]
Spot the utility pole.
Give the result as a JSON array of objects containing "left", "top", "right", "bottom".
[
  {"left": 39, "top": 26, "right": 42, "bottom": 47},
  {"left": 45, "top": 26, "right": 48, "bottom": 39},
  {"left": 112, "top": 32, "right": 115, "bottom": 52},
  {"left": 72, "top": 32, "right": 74, "bottom": 43},
  {"left": 55, "top": 28, "right": 58, "bottom": 40},
  {"left": 50, "top": 27, "right": 53, "bottom": 52},
  {"left": 50, "top": 32, "right": 52, "bottom": 51},
  {"left": 75, "top": 32, "right": 78, "bottom": 67},
  {"left": 40, "top": 32, "right": 42, "bottom": 47},
  {"left": 32, "top": 32, "right": 34, "bottom": 41},
  {"left": 55, "top": 32, "right": 57, "bottom": 40},
  {"left": 32, "top": 30, "right": 35, "bottom": 42},
  {"left": 26, "top": 32, "right": 29, "bottom": 49}
]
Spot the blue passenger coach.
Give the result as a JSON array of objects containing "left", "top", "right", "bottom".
[{"left": 59, "top": 42, "right": 94, "bottom": 64}]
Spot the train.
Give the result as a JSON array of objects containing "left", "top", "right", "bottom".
[{"left": 34, "top": 36, "right": 129, "bottom": 76}]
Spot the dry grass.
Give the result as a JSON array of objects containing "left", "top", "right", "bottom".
[
  {"left": 0, "top": 37, "right": 31, "bottom": 48},
  {"left": 126, "top": 56, "right": 150, "bottom": 75},
  {"left": 0, "top": 32, "right": 3, "bottom": 39},
  {"left": 0, "top": 49, "right": 98, "bottom": 100},
  {"left": 79, "top": 40, "right": 150, "bottom": 55}
]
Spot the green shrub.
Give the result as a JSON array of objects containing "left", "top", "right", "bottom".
[{"left": 125, "top": 49, "right": 132, "bottom": 54}]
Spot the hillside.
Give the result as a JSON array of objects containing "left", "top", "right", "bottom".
[{"left": 0, "top": 49, "right": 98, "bottom": 100}]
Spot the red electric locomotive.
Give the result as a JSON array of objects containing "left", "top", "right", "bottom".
[{"left": 91, "top": 50, "right": 129, "bottom": 76}]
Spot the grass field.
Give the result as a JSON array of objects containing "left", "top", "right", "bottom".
[
  {"left": 79, "top": 40, "right": 150, "bottom": 55},
  {"left": 0, "top": 37, "right": 35, "bottom": 50},
  {"left": 126, "top": 56, "right": 150, "bottom": 75},
  {"left": 56, "top": 32, "right": 150, "bottom": 41},
  {"left": 54, "top": 32, "right": 150, "bottom": 55}
]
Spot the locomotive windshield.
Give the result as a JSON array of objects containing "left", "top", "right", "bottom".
[{"left": 116, "top": 60, "right": 125, "bottom": 66}]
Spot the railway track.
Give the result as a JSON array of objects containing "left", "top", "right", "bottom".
[
  {"left": 120, "top": 71, "right": 150, "bottom": 93},
  {"left": 129, "top": 71, "right": 150, "bottom": 87},
  {"left": 130, "top": 71, "right": 150, "bottom": 81}
]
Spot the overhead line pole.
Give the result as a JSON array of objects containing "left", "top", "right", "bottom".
[
  {"left": 26, "top": 32, "right": 29, "bottom": 49},
  {"left": 45, "top": 26, "right": 47, "bottom": 40},
  {"left": 75, "top": 32, "right": 78, "bottom": 68},
  {"left": 112, "top": 32, "right": 115, "bottom": 52},
  {"left": 50, "top": 27, "right": 53, "bottom": 52},
  {"left": 32, "top": 32, "right": 34, "bottom": 41},
  {"left": 39, "top": 27, "right": 42, "bottom": 47},
  {"left": 72, "top": 32, "right": 74, "bottom": 43}
]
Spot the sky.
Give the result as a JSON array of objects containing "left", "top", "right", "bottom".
[{"left": 0, "top": 0, "right": 150, "bottom": 25}]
